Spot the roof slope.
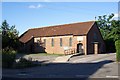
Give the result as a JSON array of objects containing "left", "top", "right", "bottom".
[{"left": 19, "top": 21, "right": 95, "bottom": 43}]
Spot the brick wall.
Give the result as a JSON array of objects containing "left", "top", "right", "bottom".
[
  {"left": 87, "top": 23, "right": 106, "bottom": 54},
  {"left": 21, "top": 23, "right": 105, "bottom": 55},
  {"left": 34, "top": 35, "right": 87, "bottom": 54}
]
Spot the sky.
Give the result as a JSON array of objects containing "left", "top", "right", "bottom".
[{"left": 2, "top": 2, "right": 119, "bottom": 36}]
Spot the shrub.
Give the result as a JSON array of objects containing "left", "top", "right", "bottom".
[
  {"left": 2, "top": 49, "right": 16, "bottom": 68},
  {"left": 105, "top": 39, "right": 116, "bottom": 53},
  {"left": 115, "top": 40, "right": 120, "bottom": 62},
  {"left": 14, "top": 57, "right": 36, "bottom": 69}
]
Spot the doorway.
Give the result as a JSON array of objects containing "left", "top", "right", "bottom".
[
  {"left": 93, "top": 42, "right": 99, "bottom": 54},
  {"left": 77, "top": 43, "right": 83, "bottom": 54}
]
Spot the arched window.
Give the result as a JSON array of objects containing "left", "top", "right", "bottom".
[
  {"left": 69, "top": 37, "right": 72, "bottom": 46},
  {"left": 60, "top": 38, "right": 62, "bottom": 47},
  {"left": 94, "top": 32, "right": 98, "bottom": 41},
  {"left": 44, "top": 39, "right": 46, "bottom": 47},
  {"left": 51, "top": 38, "right": 54, "bottom": 47}
]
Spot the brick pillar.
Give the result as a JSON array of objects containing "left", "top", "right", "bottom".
[
  {"left": 84, "top": 36, "right": 87, "bottom": 55},
  {"left": 94, "top": 43, "right": 98, "bottom": 54},
  {"left": 84, "top": 48, "right": 87, "bottom": 55}
]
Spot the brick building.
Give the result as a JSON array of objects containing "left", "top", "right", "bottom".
[{"left": 19, "top": 21, "right": 106, "bottom": 55}]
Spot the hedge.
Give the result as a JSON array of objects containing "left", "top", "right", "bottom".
[
  {"left": 14, "top": 57, "right": 35, "bottom": 69},
  {"left": 115, "top": 40, "right": 120, "bottom": 62},
  {"left": 2, "top": 49, "right": 16, "bottom": 68}
]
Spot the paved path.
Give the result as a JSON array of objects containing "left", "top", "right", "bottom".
[
  {"left": 69, "top": 53, "right": 116, "bottom": 63},
  {"left": 52, "top": 55, "right": 72, "bottom": 63},
  {"left": 52, "top": 53, "right": 82, "bottom": 63},
  {"left": 68, "top": 53, "right": 119, "bottom": 78},
  {"left": 16, "top": 53, "right": 78, "bottom": 63},
  {"left": 16, "top": 54, "right": 59, "bottom": 63},
  {"left": 3, "top": 53, "right": 119, "bottom": 79}
]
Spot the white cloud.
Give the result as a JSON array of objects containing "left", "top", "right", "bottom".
[
  {"left": 28, "top": 4, "right": 43, "bottom": 9},
  {"left": 114, "top": 13, "right": 118, "bottom": 18},
  {"left": 29, "top": 5, "right": 36, "bottom": 8},
  {"left": 112, "top": 12, "right": 120, "bottom": 20},
  {"left": 37, "top": 4, "right": 42, "bottom": 8}
]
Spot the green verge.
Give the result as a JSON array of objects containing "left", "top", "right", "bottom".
[{"left": 28, "top": 53, "right": 64, "bottom": 56}]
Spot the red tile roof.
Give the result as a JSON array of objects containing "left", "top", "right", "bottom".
[{"left": 19, "top": 21, "right": 95, "bottom": 43}]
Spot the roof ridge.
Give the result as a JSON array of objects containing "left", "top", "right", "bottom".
[
  {"left": 19, "top": 21, "right": 96, "bottom": 43},
  {"left": 29, "top": 21, "right": 95, "bottom": 30},
  {"left": 86, "top": 21, "right": 96, "bottom": 34}
]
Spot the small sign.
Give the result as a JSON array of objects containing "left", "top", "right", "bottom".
[
  {"left": 63, "top": 46, "right": 70, "bottom": 50},
  {"left": 77, "top": 37, "right": 83, "bottom": 41}
]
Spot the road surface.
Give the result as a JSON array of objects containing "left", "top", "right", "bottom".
[{"left": 2, "top": 53, "right": 119, "bottom": 79}]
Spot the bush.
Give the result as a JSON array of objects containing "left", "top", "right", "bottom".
[
  {"left": 14, "top": 57, "right": 36, "bottom": 69},
  {"left": 2, "top": 49, "right": 16, "bottom": 68},
  {"left": 105, "top": 39, "right": 116, "bottom": 53},
  {"left": 115, "top": 40, "right": 120, "bottom": 62}
]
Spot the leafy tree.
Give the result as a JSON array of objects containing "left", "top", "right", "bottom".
[
  {"left": 97, "top": 14, "right": 120, "bottom": 41},
  {"left": 0, "top": 20, "right": 20, "bottom": 50},
  {"left": 108, "top": 20, "right": 120, "bottom": 41},
  {"left": 96, "top": 13, "right": 116, "bottom": 52},
  {"left": 97, "top": 13, "right": 120, "bottom": 61},
  {"left": 0, "top": 20, "right": 21, "bottom": 68},
  {"left": 97, "top": 13, "right": 114, "bottom": 40}
]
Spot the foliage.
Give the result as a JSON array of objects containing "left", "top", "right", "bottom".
[
  {"left": 97, "top": 13, "right": 114, "bottom": 40},
  {"left": 0, "top": 20, "right": 20, "bottom": 50},
  {"left": 108, "top": 20, "right": 120, "bottom": 41},
  {"left": 1, "top": 20, "right": 21, "bottom": 68},
  {"left": 97, "top": 13, "right": 120, "bottom": 41},
  {"left": 105, "top": 39, "right": 116, "bottom": 53},
  {"left": 14, "top": 57, "right": 36, "bottom": 69},
  {"left": 96, "top": 13, "right": 120, "bottom": 53},
  {"left": 2, "top": 49, "right": 16, "bottom": 68},
  {"left": 115, "top": 40, "right": 120, "bottom": 62}
]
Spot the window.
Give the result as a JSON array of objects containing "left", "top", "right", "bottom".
[
  {"left": 44, "top": 39, "right": 46, "bottom": 47},
  {"left": 37, "top": 40, "right": 40, "bottom": 46},
  {"left": 94, "top": 32, "right": 98, "bottom": 41},
  {"left": 60, "top": 38, "right": 62, "bottom": 47},
  {"left": 69, "top": 37, "right": 72, "bottom": 46},
  {"left": 51, "top": 38, "right": 54, "bottom": 47},
  {"left": 37, "top": 40, "right": 40, "bottom": 43}
]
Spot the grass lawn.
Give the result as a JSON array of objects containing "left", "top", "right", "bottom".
[
  {"left": 27, "top": 53, "right": 65, "bottom": 56},
  {"left": 16, "top": 53, "right": 65, "bottom": 59}
]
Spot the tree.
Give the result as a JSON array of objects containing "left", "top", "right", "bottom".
[
  {"left": 96, "top": 13, "right": 116, "bottom": 52},
  {"left": 0, "top": 20, "right": 20, "bottom": 68},
  {"left": 97, "top": 13, "right": 114, "bottom": 40},
  {"left": 0, "top": 20, "right": 20, "bottom": 50},
  {"left": 109, "top": 20, "right": 120, "bottom": 62},
  {"left": 97, "top": 14, "right": 120, "bottom": 61},
  {"left": 97, "top": 15, "right": 120, "bottom": 41},
  {"left": 109, "top": 20, "right": 120, "bottom": 41}
]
